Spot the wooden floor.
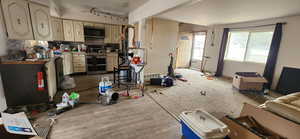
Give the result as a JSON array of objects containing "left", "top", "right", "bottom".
[
  {"left": 47, "top": 88, "right": 180, "bottom": 139},
  {"left": 36, "top": 69, "right": 274, "bottom": 139}
]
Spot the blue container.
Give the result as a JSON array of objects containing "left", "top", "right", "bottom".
[
  {"left": 179, "top": 110, "right": 230, "bottom": 139},
  {"left": 181, "top": 120, "right": 201, "bottom": 139}
]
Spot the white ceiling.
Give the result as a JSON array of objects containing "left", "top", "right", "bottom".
[
  {"left": 54, "top": 0, "right": 148, "bottom": 15},
  {"left": 157, "top": 0, "right": 300, "bottom": 26}
]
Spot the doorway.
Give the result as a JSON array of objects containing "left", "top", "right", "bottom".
[{"left": 190, "top": 32, "right": 206, "bottom": 71}]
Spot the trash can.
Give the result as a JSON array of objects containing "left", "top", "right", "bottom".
[{"left": 179, "top": 110, "right": 230, "bottom": 139}]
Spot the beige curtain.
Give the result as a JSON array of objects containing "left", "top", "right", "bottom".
[{"left": 176, "top": 33, "right": 193, "bottom": 68}]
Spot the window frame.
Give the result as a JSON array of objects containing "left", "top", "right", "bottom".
[{"left": 224, "top": 29, "right": 274, "bottom": 64}]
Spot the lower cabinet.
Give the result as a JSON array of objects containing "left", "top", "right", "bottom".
[
  {"left": 106, "top": 53, "right": 118, "bottom": 71},
  {"left": 72, "top": 53, "right": 87, "bottom": 73},
  {"left": 62, "top": 52, "right": 73, "bottom": 75}
]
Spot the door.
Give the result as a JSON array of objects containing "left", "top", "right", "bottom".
[
  {"left": 1, "top": 0, "right": 34, "bottom": 40},
  {"left": 51, "top": 18, "right": 64, "bottom": 41},
  {"left": 176, "top": 33, "right": 193, "bottom": 68},
  {"left": 191, "top": 32, "right": 206, "bottom": 71},
  {"left": 29, "top": 3, "right": 52, "bottom": 41},
  {"left": 73, "top": 21, "right": 84, "bottom": 42},
  {"left": 63, "top": 20, "right": 74, "bottom": 41}
]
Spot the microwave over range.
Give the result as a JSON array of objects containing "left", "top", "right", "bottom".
[{"left": 84, "top": 27, "right": 105, "bottom": 39}]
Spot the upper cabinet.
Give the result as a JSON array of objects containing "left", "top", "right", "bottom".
[
  {"left": 51, "top": 17, "right": 64, "bottom": 41},
  {"left": 104, "top": 24, "right": 112, "bottom": 44},
  {"left": 104, "top": 24, "right": 121, "bottom": 44},
  {"left": 73, "top": 21, "right": 84, "bottom": 42},
  {"left": 1, "top": 0, "right": 34, "bottom": 40},
  {"left": 63, "top": 20, "right": 84, "bottom": 42},
  {"left": 63, "top": 20, "right": 74, "bottom": 42},
  {"left": 29, "top": 2, "right": 52, "bottom": 41}
]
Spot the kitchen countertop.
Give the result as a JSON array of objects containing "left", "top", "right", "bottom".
[{"left": 0, "top": 59, "right": 51, "bottom": 65}]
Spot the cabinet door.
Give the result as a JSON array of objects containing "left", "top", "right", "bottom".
[
  {"left": 29, "top": 3, "right": 52, "bottom": 41},
  {"left": 51, "top": 18, "right": 64, "bottom": 41},
  {"left": 104, "top": 24, "right": 111, "bottom": 43},
  {"left": 62, "top": 53, "right": 73, "bottom": 75},
  {"left": 63, "top": 20, "right": 74, "bottom": 41},
  {"left": 73, "top": 21, "right": 84, "bottom": 42},
  {"left": 106, "top": 56, "right": 114, "bottom": 71},
  {"left": 1, "top": 0, "right": 34, "bottom": 40},
  {"left": 94, "top": 23, "right": 104, "bottom": 29},
  {"left": 83, "top": 22, "right": 94, "bottom": 27}
]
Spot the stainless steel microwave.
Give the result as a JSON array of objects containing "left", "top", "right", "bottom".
[{"left": 84, "top": 27, "right": 105, "bottom": 39}]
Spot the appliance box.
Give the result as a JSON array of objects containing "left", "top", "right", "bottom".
[
  {"left": 221, "top": 103, "right": 300, "bottom": 139},
  {"left": 232, "top": 72, "right": 267, "bottom": 91}
]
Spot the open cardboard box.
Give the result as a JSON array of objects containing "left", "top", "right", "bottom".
[
  {"left": 232, "top": 72, "right": 268, "bottom": 91},
  {"left": 221, "top": 103, "right": 300, "bottom": 139}
]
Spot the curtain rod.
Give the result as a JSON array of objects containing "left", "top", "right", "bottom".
[{"left": 229, "top": 22, "right": 287, "bottom": 30}]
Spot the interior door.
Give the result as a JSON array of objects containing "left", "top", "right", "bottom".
[
  {"left": 176, "top": 33, "right": 193, "bottom": 68},
  {"left": 63, "top": 20, "right": 74, "bottom": 41},
  {"left": 29, "top": 3, "right": 52, "bottom": 41},
  {"left": 190, "top": 32, "right": 206, "bottom": 71},
  {"left": 1, "top": 0, "right": 34, "bottom": 40}
]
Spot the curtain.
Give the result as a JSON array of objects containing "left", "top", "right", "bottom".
[
  {"left": 263, "top": 23, "right": 283, "bottom": 89},
  {"left": 215, "top": 28, "right": 229, "bottom": 77}
]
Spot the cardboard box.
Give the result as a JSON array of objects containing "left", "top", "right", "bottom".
[
  {"left": 232, "top": 72, "right": 268, "bottom": 91},
  {"left": 222, "top": 103, "right": 300, "bottom": 139}
]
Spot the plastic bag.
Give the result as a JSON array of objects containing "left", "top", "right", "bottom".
[{"left": 61, "top": 76, "right": 76, "bottom": 89}]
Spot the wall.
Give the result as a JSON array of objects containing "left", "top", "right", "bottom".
[
  {"left": 0, "top": 6, "right": 7, "bottom": 111},
  {"left": 179, "top": 23, "right": 208, "bottom": 33},
  {"left": 204, "top": 15, "right": 300, "bottom": 89},
  {"left": 60, "top": 8, "right": 128, "bottom": 25},
  {"left": 143, "top": 18, "right": 179, "bottom": 75}
]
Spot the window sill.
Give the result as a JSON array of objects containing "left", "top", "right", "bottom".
[{"left": 224, "top": 59, "right": 266, "bottom": 65}]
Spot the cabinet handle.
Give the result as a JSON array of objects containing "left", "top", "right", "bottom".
[
  {"left": 41, "top": 23, "right": 44, "bottom": 29},
  {"left": 17, "top": 18, "right": 21, "bottom": 25}
]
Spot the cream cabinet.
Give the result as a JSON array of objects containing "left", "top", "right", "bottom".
[
  {"left": 104, "top": 24, "right": 121, "bottom": 44},
  {"left": 1, "top": 0, "right": 34, "bottom": 40},
  {"left": 62, "top": 52, "right": 73, "bottom": 75},
  {"left": 72, "top": 53, "right": 86, "bottom": 73},
  {"left": 112, "top": 25, "right": 121, "bottom": 44},
  {"left": 106, "top": 53, "right": 118, "bottom": 71},
  {"left": 83, "top": 22, "right": 94, "bottom": 27},
  {"left": 63, "top": 20, "right": 74, "bottom": 41},
  {"left": 29, "top": 2, "right": 52, "bottom": 41},
  {"left": 73, "top": 21, "right": 84, "bottom": 42},
  {"left": 94, "top": 23, "right": 104, "bottom": 29},
  {"left": 63, "top": 20, "right": 84, "bottom": 42},
  {"left": 51, "top": 18, "right": 64, "bottom": 41},
  {"left": 104, "top": 24, "right": 112, "bottom": 43}
]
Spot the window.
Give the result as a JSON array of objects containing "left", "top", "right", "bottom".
[
  {"left": 192, "top": 32, "right": 206, "bottom": 61},
  {"left": 225, "top": 30, "right": 274, "bottom": 63}
]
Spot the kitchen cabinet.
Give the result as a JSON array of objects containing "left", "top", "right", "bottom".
[
  {"left": 1, "top": 0, "right": 34, "bottom": 40},
  {"left": 29, "top": 2, "right": 52, "bottom": 41},
  {"left": 63, "top": 20, "right": 75, "bottom": 41},
  {"left": 73, "top": 21, "right": 85, "bottom": 42},
  {"left": 83, "top": 22, "right": 94, "bottom": 27},
  {"left": 112, "top": 25, "right": 121, "bottom": 44},
  {"left": 62, "top": 52, "right": 73, "bottom": 75},
  {"left": 104, "top": 24, "right": 112, "bottom": 43},
  {"left": 51, "top": 17, "right": 64, "bottom": 41},
  {"left": 72, "top": 53, "right": 86, "bottom": 73},
  {"left": 104, "top": 24, "right": 121, "bottom": 44},
  {"left": 106, "top": 53, "right": 118, "bottom": 71},
  {"left": 94, "top": 23, "right": 104, "bottom": 29}
]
